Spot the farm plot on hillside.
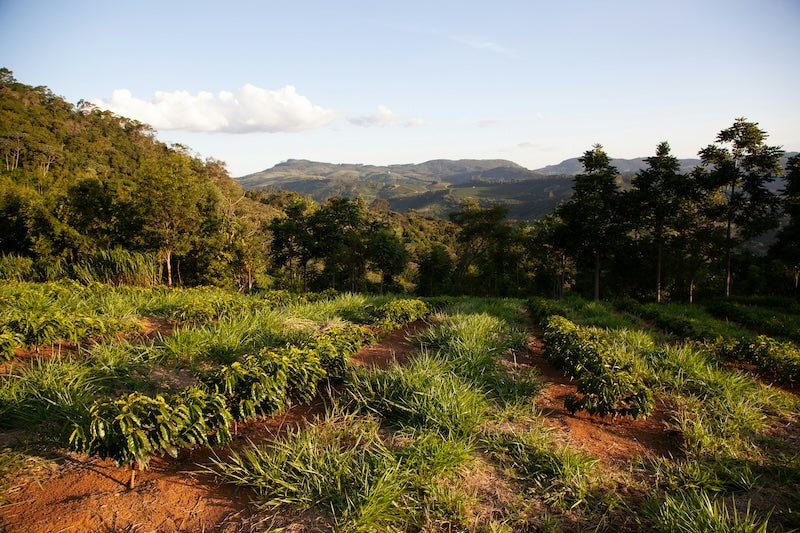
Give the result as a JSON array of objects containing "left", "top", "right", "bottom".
[{"left": 1, "top": 285, "right": 798, "bottom": 532}]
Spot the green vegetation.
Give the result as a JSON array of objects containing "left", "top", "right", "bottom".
[
  {"left": 3, "top": 69, "right": 799, "bottom": 299},
  {"left": 2, "top": 68, "right": 800, "bottom": 530},
  {"left": 2, "top": 285, "right": 799, "bottom": 531},
  {"left": 542, "top": 314, "right": 654, "bottom": 418}
]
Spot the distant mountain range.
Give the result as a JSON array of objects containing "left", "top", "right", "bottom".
[{"left": 237, "top": 153, "right": 796, "bottom": 220}]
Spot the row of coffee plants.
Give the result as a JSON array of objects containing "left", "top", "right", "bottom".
[
  {"left": 713, "top": 335, "right": 800, "bottom": 384},
  {"left": 616, "top": 298, "right": 800, "bottom": 385},
  {"left": 613, "top": 298, "right": 745, "bottom": 340},
  {"left": 63, "top": 300, "right": 429, "bottom": 485},
  {"left": 704, "top": 298, "right": 800, "bottom": 342},
  {"left": 529, "top": 298, "right": 654, "bottom": 418},
  {"left": 541, "top": 315, "right": 654, "bottom": 418}
]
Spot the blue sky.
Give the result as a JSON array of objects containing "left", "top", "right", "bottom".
[{"left": 2, "top": 0, "right": 799, "bottom": 176}]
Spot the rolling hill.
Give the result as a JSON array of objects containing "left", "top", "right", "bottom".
[{"left": 237, "top": 154, "right": 796, "bottom": 221}]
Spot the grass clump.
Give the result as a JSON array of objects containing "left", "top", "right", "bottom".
[
  {"left": 645, "top": 490, "right": 771, "bottom": 533},
  {"left": 483, "top": 427, "right": 601, "bottom": 511},
  {"left": 347, "top": 354, "right": 490, "bottom": 438},
  {"left": 0, "top": 357, "right": 105, "bottom": 431},
  {"left": 209, "top": 412, "right": 472, "bottom": 531}
]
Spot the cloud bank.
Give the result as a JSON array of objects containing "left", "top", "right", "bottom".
[{"left": 93, "top": 84, "right": 337, "bottom": 133}]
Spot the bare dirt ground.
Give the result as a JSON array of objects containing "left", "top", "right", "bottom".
[{"left": 2, "top": 321, "right": 686, "bottom": 532}]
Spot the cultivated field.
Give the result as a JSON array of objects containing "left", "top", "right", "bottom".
[{"left": 1, "top": 282, "right": 799, "bottom": 531}]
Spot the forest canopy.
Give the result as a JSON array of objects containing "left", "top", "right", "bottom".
[{"left": 1, "top": 69, "right": 797, "bottom": 300}]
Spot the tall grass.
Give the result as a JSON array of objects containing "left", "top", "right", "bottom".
[
  {"left": 347, "top": 354, "right": 490, "bottom": 438},
  {"left": 157, "top": 309, "right": 302, "bottom": 366},
  {"left": 0, "top": 357, "right": 105, "bottom": 431},
  {"left": 483, "top": 427, "right": 603, "bottom": 510},
  {"left": 645, "top": 490, "right": 771, "bottom": 533},
  {"left": 208, "top": 412, "right": 473, "bottom": 531},
  {"left": 72, "top": 248, "right": 161, "bottom": 287}
]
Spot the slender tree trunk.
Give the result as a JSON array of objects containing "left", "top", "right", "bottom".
[
  {"left": 593, "top": 251, "right": 600, "bottom": 302},
  {"left": 689, "top": 277, "right": 695, "bottom": 305},
  {"left": 165, "top": 249, "right": 172, "bottom": 287},
  {"left": 656, "top": 240, "right": 663, "bottom": 303},
  {"left": 725, "top": 180, "right": 735, "bottom": 297}
]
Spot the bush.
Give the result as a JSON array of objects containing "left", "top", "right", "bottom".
[
  {"left": 714, "top": 335, "right": 800, "bottom": 384},
  {"left": 543, "top": 315, "right": 654, "bottom": 419},
  {"left": 373, "top": 298, "right": 430, "bottom": 331},
  {"left": 68, "top": 386, "right": 232, "bottom": 469}
]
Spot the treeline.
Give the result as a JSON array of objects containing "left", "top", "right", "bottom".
[{"left": 1, "top": 69, "right": 797, "bottom": 300}]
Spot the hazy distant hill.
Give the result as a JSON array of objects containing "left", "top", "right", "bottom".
[
  {"left": 237, "top": 158, "right": 540, "bottom": 190},
  {"left": 534, "top": 156, "right": 703, "bottom": 175},
  {"left": 237, "top": 153, "right": 796, "bottom": 220},
  {"left": 535, "top": 152, "right": 798, "bottom": 175},
  {"left": 237, "top": 158, "right": 570, "bottom": 219}
]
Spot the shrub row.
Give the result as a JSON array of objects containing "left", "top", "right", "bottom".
[
  {"left": 542, "top": 315, "right": 654, "bottom": 419},
  {"left": 712, "top": 335, "right": 800, "bottom": 385},
  {"left": 68, "top": 386, "right": 233, "bottom": 470},
  {"left": 705, "top": 299, "right": 800, "bottom": 342},
  {"left": 371, "top": 299, "right": 430, "bottom": 331},
  {"left": 617, "top": 298, "right": 800, "bottom": 384},
  {"left": 63, "top": 305, "right": 423, "bottom": 474},
  {"left": 527, "top": 297, "right": 566, "bottom": 326},
  {"left": 614, "top": 298, "right": 720, "bottom": 340},
  {"left": 1, "top": 310, "right": 141, "bottom": 352}
]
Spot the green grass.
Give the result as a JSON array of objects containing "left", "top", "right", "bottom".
[
  {"left": 208, "top": 412, "right": 473, "bottom": 531},
  {"left": 483, "top": 426, "right": 603, "bottom": 510},
  {"left": 0, "top": 357, "right": 106, "bottom": 431},
  {"left": 346, "top": 354, "right": 490, "bottom": 438},
  {"left": 645, "top": 490, "right": 771, "bottom": 533}
]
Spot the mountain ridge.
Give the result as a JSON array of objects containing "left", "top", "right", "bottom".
[{"left": 237, "top": 153, "right": 797, "bottom": 220}]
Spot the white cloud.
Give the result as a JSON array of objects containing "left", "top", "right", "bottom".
[
  {"left": 404, "top": 118, "right": 425, "bottom": 128},
  {"left": 349, "top": 105, "right": 402, "bottom": 127},
  {"left": 92, "top": 84, "right": 337, "bottom": 133}
]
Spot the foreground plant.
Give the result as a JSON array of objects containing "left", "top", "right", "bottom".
[{"left": 207, "top": 412, "right": 472, "bottom": 531}]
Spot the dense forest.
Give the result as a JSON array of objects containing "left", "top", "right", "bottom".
[{"left": 1, "top": 68, "right": 797, "bottom": 300}]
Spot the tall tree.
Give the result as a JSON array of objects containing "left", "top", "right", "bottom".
[
  {"left": 629, "top": 142, "right": 685, "bottom": 302},
  {"left": 556, "top": 144, "right": 621, "bottom": 301},
  {"left": 697, "top": 118, "right": 783, "bottom": 297},
  {"left": 367, "top": 227, "right": 408, "bottom": 293},
  {"left": 770, "top": 154, "right": 800, "bottom": 294},
  {"left": 448, "top": 201, "right": 511, "bottom": 294},
  {"left": 134, "top": 150, "right": 205, "bottom": 286},
  {"left": 416, "top": 244, "right": 453, "bottom": 296}
]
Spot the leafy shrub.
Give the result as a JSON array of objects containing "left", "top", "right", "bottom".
[
  {"left": 308, "top": 323, "right": 377, "bottom": 378},
  {"left": 199, "top": 353, "right": 290, "bottom": 420},
  {"left": 543, "top": 315, "right": 654, "bottom": 419},
  {"left": 527, "top": 297, "right": 563, "bottom": 326},
  {"left": 69, "top": 386, "right": 232, "bottom": 469},
  {"left": 714, "top": 335, "right": 800, "bottom": 384},
  {"left": 372, "top": 298, "right": 430, "bottom": 331},
  {"left": 0, "top": 329, "right": 22, "bottom": 361}
]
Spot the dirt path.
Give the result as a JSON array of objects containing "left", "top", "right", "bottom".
[{"left": 0, "top": 321, "right": 424, "bottom": 533}]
